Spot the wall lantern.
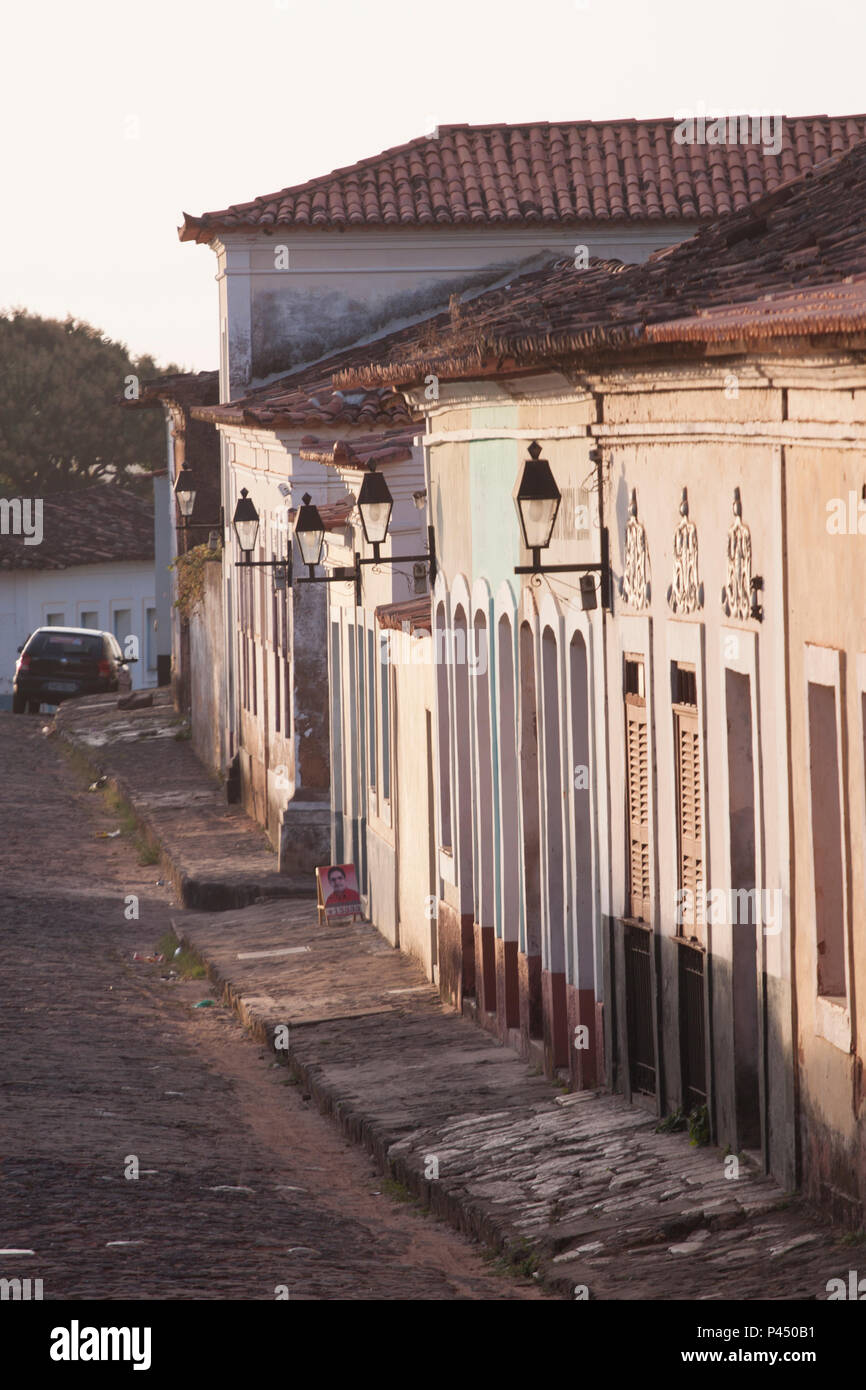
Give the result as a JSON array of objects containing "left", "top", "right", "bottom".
[
  {"left": 173, "top": 464, "right": 224, "bottom": 534},
  {"left": 174, "top": 464, "right": 196, "bottom": 518},
  {"left": 357, "top": 464, "right": 394, "bottom": 551},
  {"left": 232, "top": 488, "right": 261, "bottom": 557},
  {"left": 230, "top": 487, "right": 291, "bottom": 584},
  {"left": 287, "top": 463, "right": 437, "bottom": 605},
  {"left": 513, "top": 440, "right": 610, "bottom": 611},
  {"left": 514, "top": 442, "right": 560, "bottom": 556},
  {"left": 293, "top": 494, "right": 326, "bottom": 570}
]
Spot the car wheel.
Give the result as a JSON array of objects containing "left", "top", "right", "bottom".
[
  {"left": 27, "top": 699, "right": 41, "bottom": 714},
  {"left": 12, "top": 692, "right": 26, "bottom": 714}
]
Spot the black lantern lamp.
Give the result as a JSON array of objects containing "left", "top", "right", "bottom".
[
  {"left": 357, "top": 464, "right": 394, "bottom": 556},
  {"left": 514, "top": 440, "right": 610, "bottom": 610},
  {"left": 232, "top": 488, "right": 260, "bottom": 559},
  {"left": 229, "top": 488, "right": 289, "bottom": 584},
  {"left": 173, "top": 465, "right": 224, "bottom": 535},
  {"left": 231, "top": 486, "right": 350, "bottom": 590},
  {"left": 351, "top": 462, "right": 435, "bottom": 601},
  {"left": 174, "top": 464, "right": 196, "bottom": 519},
  {"left": 293, "top": 494, "right": 326, "bottom": 573},
  {"left": 282, "top": 462, "right": 436, "bottom": 605},
  {"left": 514, "top": 441, "right": 560, "bottom": 563}
]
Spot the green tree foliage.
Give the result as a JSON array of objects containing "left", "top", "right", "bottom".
[{"left": 0, "top": 309, "right": 179, "bottom": 497}]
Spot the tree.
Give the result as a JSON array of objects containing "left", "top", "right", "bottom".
[{"left": 0, "top": 309, "right": 179, "bottom": 497}]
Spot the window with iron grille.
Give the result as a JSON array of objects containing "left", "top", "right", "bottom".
[
  {"left": 624, "top": 656, "right": 651, "bottom": 921},
  {"left": 673, "top": 663, "right": 703, "bottom": 934}
]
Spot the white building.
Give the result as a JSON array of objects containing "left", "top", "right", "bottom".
[{"left": 0, "top": 487, "right": 158, "bottom": 706}]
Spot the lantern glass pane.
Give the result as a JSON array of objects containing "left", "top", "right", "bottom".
[
  {"left": 360, "top": 499, "right": 391, "bottom": 544},
  {"left": 519, "top": 494, "right": 559, "bottom": 549},
  {"left": 297, "top": 526, "right": 324, "bottom": 568},
  {"left": 176, "top": 487, "right": 196, "bottom": 518},
  {"left": 234, "top": 517, "right": 259, "bottom": 553}
]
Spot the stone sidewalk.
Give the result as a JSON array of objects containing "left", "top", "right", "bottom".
[
  {"left": 54, "top": 693, "right": 852, "bottom": 1300},
  {"left": 55, "top": 690, "right": 308, "bottom": 907}
]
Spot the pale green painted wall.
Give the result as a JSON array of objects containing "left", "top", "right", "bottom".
[{"left": 468, "top": 407, "right": 521, "bottom": 595}]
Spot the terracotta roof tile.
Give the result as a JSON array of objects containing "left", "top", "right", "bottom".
[
  {"left": 296, "top": 430, "right": 416, "bottom": 469},
  {"left": 191, "top": 335, "right": 419, "bottom": 433},
  {"left": 286, "top": 493, "right": 356, "bottom": 531},
  {"left": 180, "top": 116, "right": 866, "bottom": 242},
  {"left": 0, "top": 487, "right": 154, "bottom": 571},
  {"left": 121, "top": 369, "right": 219, "bottom": 410},
  {"left": 376, "top": 596, "right": 432, "bottom": 635}
]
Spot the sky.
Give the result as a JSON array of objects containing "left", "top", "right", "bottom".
[{"left": 2, "top": 0, "right": 865, "bottom": 372}]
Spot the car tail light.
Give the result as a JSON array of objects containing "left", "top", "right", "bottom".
[
  {"left": 17, "top": 654, "right": 30, "bottom": 671},
  {"left": 98, "top": 659, "right": 112, "bottom": 677}
]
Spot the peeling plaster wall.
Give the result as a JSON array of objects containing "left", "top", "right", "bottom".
[
  {"left": 220, "top": 225, "right": 691, "bottom": 393},
  {"left": 221, "top": 427, "right": 351, "bottom": 871},
  {"left": 188, "top": 558, "right": 226, "bottom": 777},
  {"left": 251, "top": 263, "right": 518, "bottom": 379}
]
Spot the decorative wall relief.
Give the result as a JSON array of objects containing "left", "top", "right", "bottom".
[
  {"left": 621, "top": 488, "right": 650, "bottom": 610},
  {"left": 721, "top": 487, "right": 752, "bottom": 622},
  {"left": 667, "top": 487, "right": 703, "bottom": 614}
]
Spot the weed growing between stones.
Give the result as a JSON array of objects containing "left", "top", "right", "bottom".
[
  {"left": 157, "top": 928, "right": 206, "bottom": 980},
  {"left": 655, "top": 1103, "right": 710, "bottom": 1146},
  {"left": 688, "top": 1105, "right": 710, "bottom": 1147}
]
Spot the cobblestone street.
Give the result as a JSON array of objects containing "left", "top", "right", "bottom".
[
  {"left": 0, "top": 715, "right": 541, "bottom": 1300},
  {"left": 23, "top": 692, "right": 855, "bottom": 1307}
]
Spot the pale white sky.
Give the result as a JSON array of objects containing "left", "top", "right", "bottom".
[{"left": 2, "top": 0, "right": 864, "bottom": 371}]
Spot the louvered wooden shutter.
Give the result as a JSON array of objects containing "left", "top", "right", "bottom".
[
  {"left": 625, "top": 695, "right": 651, "bottom": 920},
  {"left": 675, "top": 707, "right": 703, "bottom": 931}
]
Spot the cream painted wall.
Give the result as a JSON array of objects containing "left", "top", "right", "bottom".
[
  {"left": 785, "top": 431, "right": 866, "bottom": 1217},
  {"left": 393, "top": 641, "right": 436, "bottom": 977}
]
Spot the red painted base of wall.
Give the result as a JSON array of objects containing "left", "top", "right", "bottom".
[
  {"left": 473, "top": 923, "right": 497, "bottom": 1017},
  {"left": 442, "top": 918, "right": 604, "bottom": 1092},
  {"left": 518, "top": 950, "right": 543, "bottom": 1051},
  {"left": 495, "top": 937, "right": 521, "bottom": 1038},
  {"left": 437, "top": 900, "right": 475, "bottom": 1010},
  {"left": 542, "top": 969, "right": 570, "bottom": 1073},
  {"left": 566, "top": 984, "right": 601, "bottom": 1089}
]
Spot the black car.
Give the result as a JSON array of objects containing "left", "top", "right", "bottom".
[{"left": 13, "top": 627, "right": 135, "bottom": 713}]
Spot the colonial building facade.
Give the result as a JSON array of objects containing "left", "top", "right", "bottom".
[
  {"left": 177, "top": 118, "right": 852, "bottom": 868},
  {"left": 338, "top": 138, "right": 866, "bottom": 1216}
]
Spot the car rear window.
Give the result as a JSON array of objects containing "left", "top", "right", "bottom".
[{"left": 28, "top": 632, "right": 105, "bottom": 659}]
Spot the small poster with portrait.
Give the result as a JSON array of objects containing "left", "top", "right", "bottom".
[{"left": 316, "top": 864, "right": 362, "bottom": 925}]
